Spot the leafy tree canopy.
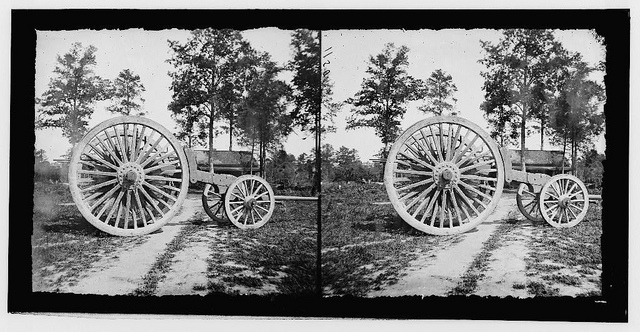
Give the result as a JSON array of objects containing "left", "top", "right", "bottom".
[
  {"left": 37, "top": 42, "right": 111, "bottom": 145},
  {"left": 346, "top": 43, "right": 423, "bottom": 158},
  {"left": 106, "top": 69, "right": 147, "bottom": 116},
  {"left": 419, "top": 69, "right": 458, "bottom": 116}
]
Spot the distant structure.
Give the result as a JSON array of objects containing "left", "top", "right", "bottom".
[{"left": 192, "top": 149, "right": 260, "bottom": 176}]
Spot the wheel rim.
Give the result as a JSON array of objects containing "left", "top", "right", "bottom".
[
  {"left": 384, "top": 116, "right": 505, "bottom": 235},
  {"left": 224, "top": 175, "right": 275, "bottom": 229},
  {"left": 68, "top": 116, "right": 189, "bottom": 236},
  {"left": 202, "top": 183, "right": 229, "bottom": 223},
  {"left": 516, "top": 183, "right": 544, "bottom": 222},
  {"left": 539, "top": 174, "right": 589, "bottom": 228}
]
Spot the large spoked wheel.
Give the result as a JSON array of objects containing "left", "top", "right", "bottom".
[
  {"left": 202, "top": 183, "right": 231, "bottom": 223},
  {"left": 539, "top": 174, "right": 589, "bottom": 228},
  {"left": 224, "top": 175, "right": 275, "bottom": 229},
  {"left": 68, "top": 116, "right": 189, "bottom": 236},
  {"left": 384, "top": 116, "right": 505, "bottom": 235},
  {"left": 516, "top": 183, "right": 544, "bottom": 222}
]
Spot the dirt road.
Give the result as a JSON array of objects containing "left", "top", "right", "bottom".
[
  {"left": 42, "top": 193, "right": 297, "bottom": 296},
  {"left": 367, "top": 192, "right": 602, "bottom": 298}
]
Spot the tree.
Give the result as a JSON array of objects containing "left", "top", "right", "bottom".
[
  {"left": 264, "top": 150, "right": 297, "bottom": 188},
  {"left": 106, "top": 69, "right": 147, "bottom": 116},
  {"left": 333, "top": 146, "right": 366, "bottom": 182},
  {"left": 236, "top": 52, "right": 292, "bottom": 175},
  {"left": 479, "top": 29, "right": 565, "bottom": 170},
  {"left": 549, "top": 54, "right": 605, "bottom": 175},
  {"left": 167, "top": 29, "right": 251, "bottom": 170},
  {"left": 346, "top": 43, "right": 422, "bottom": 159},
  {"left": 419, "top": 69, "right": 458, "bottom": 116},
  {"left": 37, "top": 42, "right": 110, "bottom": 145},
  {"left": 289, "top": 29, "right": 325, "bottom": 133}
]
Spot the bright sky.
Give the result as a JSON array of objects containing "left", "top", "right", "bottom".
[
  {"left": 322, "top": 29, "right": 606, "bottom": 162},
  {"left": 34, "top": 28, "right": 314, "bottom": 161}
]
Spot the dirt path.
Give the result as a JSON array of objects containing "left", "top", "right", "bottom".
[
  {"left": 55, "top": 193, "right": 293, "bottom": 296},
  {"left": 61, "top": 196, "right": 202, "bottom": 295},
  {"left": 369, "top": 194, "right": 519, "bottom": 298},
  {"left": 366, "top": 192, "right": 602, "bottom": 298}
]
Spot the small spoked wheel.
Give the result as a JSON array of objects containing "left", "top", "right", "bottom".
[
  {"left": 224, "top": 175, "right": 275, "bottom": 229},
  {"left": 68, "top": 116, "right": 189, "bottom": 236},
  {"left": 202, "top": 183, "right": 230, "bottom": 223},
  {"left": 516, "top": 183, "right": 544, "bottom": 222},
  {"left": 539, "top": 174, "right": 589, "bottom": 228},
  {"left": 384, "top": 116, "right": 505, "bottom": 235}
]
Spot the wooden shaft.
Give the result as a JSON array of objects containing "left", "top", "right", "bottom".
[{"left": 273, "top": 195, "right": 319, "bottom": 202}]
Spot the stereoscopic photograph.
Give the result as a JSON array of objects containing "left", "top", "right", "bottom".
[
  {"left": 8, "top": 8, "right": 629, "bottom": 324},
  {"left": 321, "top": 29, "right": 606, "bottom": 298},
  {"left": 31, "top": 27, "right": 321, "bottom": 297}
]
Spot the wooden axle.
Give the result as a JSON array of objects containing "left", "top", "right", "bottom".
[{"left": 274, "top": 195, "right": 319, "bottom": 202}]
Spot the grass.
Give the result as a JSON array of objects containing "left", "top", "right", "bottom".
[
  {"left": 33, "top": 182, "right": 318, "bottom": 297},
  {"left": 203, "top": 187, "right": 318, "bottom": 296},
  {"left": 525, "top": 203, "right": 603, "bottom": 296},
  {"left": 321, "top": 182, "right": 459, "bottom": 296},
  {"left": 32, "top": 182, "right": 147, "bottom": 291}
]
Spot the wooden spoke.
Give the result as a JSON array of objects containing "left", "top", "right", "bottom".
[
  {"left": 398, "top": 150, "right": 435, "bottom": 171},
  {"left": 124, "top": 191, "right": 132, "bottom": 229},
  {"left": 452, "top": 132, "right": 480, "bottom": 165},
  {"left": 384, "top": 117, "right": 504, "bottom": 235},
  {"left": 105, "top": 191, "right": 124, "bottom": 224},
  {"left": 458, "top": 159, "right": 494, "bottom": 173},
  {"left": 140, "top": 148, "right": 176, "bottom": 169},
  {"left": 418, "top": 129, "right": 439, "bottom": 165},
  {"left": 142, "top": 181, "right": 178, "bottom": 202},
  {"left": 78, "top": 169, "right": 118, "bottom": 177},
  {"left": 405, "top": 183, "right": 435, "bottom": 210},
  {"left": 145, "top": 175, "right": 182, "bottom": 183},
  {"left": 80, "top": 178, "right": 118, "bottom": 193},
  {"left": 459, "top": 174, "right": 499, "bottom": 182},
  {"left": 393, "top": 168, "right": 433, "bottom": 177},
  {"left": 85, "top": 142, "right": 119, "bottom": 170},
  {"left": 136, "top": 133, "right": 162, "bottom": 164},
  {"left": 399, "top": 190, "right": 419, "bottom": 203},
  {"left": 96, "top": 197, "right": 115, "bottom": 220},
  {"left": 88, "top": 184, "right": 122, "bottom": 212},
  {"left": 144, "top": 159, "right": 181, "bottom": 174},
  {"left": 411, "top": 135, "right": 439, "bottom": 165},
  {"left": 95, "top": 132, "right": 123, "bottom": 166},
  {"left": 396, "top": 178, "right": 434, "bottom": 192},
  {"left": 411, "top": 183, "right": 438, "bottom": 218},
  {"left": 138, "top": 185, "right": 165, "bottom": 217},
  {"left": 457, "top": 180, "right": 493, "bottom": 202},
  {"left": 134, "top": 190, "right": 148, "bottom": 227}
]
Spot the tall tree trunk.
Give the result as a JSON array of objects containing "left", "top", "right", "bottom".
[
  {"left": 229, "top": 112, "right": 233, "bottom": 151},
  {"left": 208, "top": 111, "right": 214, "bottom": 173},
  {"left": 259, "top": 140, "right": 265, "bottom": 177},
  {"left": 250, "top": 137, "right": 256, "bottom": 175},
  {"left": 540, "top": 118, "right": 545, "bottom": 150},
  {"left": 571, "top": 137, "right": 577, "bottom": 176},
  {"left": 520, "top": 104, "right": 527, "bottom": 172},
  {"left": 561, "top": 131, "right": 567, "bottom": 174}
]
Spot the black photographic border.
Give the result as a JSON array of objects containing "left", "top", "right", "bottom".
[{"left": 9, "top": 9, "right": 629, "bottom": 321}]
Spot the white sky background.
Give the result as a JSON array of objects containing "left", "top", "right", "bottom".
[
  {"left": 322, "top": 29, "right": 606, "bottom": 162},
  {"left": 34, "top": 28, "right": 313, "bottom": 161}
]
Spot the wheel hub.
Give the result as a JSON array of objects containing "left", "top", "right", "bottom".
[
  {"left": 118, "top": 162, "right": 144, "bottom": 190},
  {"left": 434, "top": 162, "right": 460, "bottom": 189},
  {"left": 244, "top": 196, "right": 257, "bottom": 209},
  {"left": 558, "top": 195, "right": 571, "bottom": 208}
]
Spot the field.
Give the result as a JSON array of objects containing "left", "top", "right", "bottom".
[
  {"left": 321, "top": 182, "right": 603, "bottom": 298},
  {"left": 32, "top": 182, "right": 317, "bottom": 296}
]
